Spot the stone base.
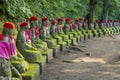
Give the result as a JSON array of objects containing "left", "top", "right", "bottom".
[
  {"left": 88, "top": 34, "right": 93, "bottom": 39},
  {"left": 98, "top": 33, "right": 103, "bottom": 37},
  {"left": 69, "top": 34, "right": 74, "bottom": 39},
  {"left": 60, "top": 44, "right": 66, "bottom": 52},
  {"left": 84, "top": 35, "right": 88, "bottom": 40},
  {"left": 71, "top": 38, "right": 78, "bottom": 46},
  {"left": 76, "top": 37, "right": 81, "bottom": 44},
  {"left": 22, "top": 64, "right": 40, "bottom": 80},
  {"left": 42, "top": 49, "right": 53, "bottom": 63},
  {"left": 93, "top": 33, "right": 99, "bottom": 37},
  {"left": 53, "top": 47, "right": 60, "bottom": 57},
  {"left": 30, "top": 56, "right": 46, "bottom": 74},
  {"left": 80, "top": 36, "right": 84, "bottom": 41},
  {"left": 65, "top": 40, "right": 71, "bottom": 46}
]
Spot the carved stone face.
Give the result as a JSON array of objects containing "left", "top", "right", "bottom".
[
  {"left": 58, "top": 21, "right": 63, "bottom": 25},
  {"left": 30, "top": 21, "right": 39, "bottom": 28},
  {"left": 66, "top": 21, "right": 71, "bottom": 24},
  {"left": 3, "top": 27, "right": 13, "bottom": 35},
  {"left": 44, "top": 20, "right": 49, "bottom": 26},
  {"left": 24, "top": 25, "right": 30, "bottom": 29}
]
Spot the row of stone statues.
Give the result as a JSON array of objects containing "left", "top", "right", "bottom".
[{"left": 0, "top": 16, "right": 120, "bottom": 80}]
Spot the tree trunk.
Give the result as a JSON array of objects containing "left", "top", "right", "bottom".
[
  {"left": 87, "top": 0, "right": 98, "bottom": 28},
  {"left": 101, "top": 0, "right": 109, "bottom": 21}
]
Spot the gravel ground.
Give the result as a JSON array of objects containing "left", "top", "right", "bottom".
[{"left": 41, "top": 35, "right": 120, "bottom": 80}]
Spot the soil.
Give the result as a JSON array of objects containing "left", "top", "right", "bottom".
[{"left": 41, "top": 35, "right": 120, "bottom": 80}]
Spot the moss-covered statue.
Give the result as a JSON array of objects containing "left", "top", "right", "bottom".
[
  {"left": 83, "top": 18, "right": 93, "bottom": 38},
  {"left": 89, "top": 19, "right": 99, "bottom": 37},
  {"left": 39, "top": 18, "right": 60, "bottom": 49},
  {"left": 50, "top": 20, "right": 57, "bottom": 38},
  {"left": 16, "top": 22, "right": 46, "bottom": 64},
  {"left": 77, "top": 18, "right": 86, "bottom": 40},
  {"left": 99, "top": 20, "right": 108, "bottom": 35},
  {"left": 71, "top": 19, "right": 82, "bottom": 43},
  {"left": 3, "top": 22, "right": 29, "bottom": 74},
  {"left": 50, "top": 20, "right": 66, "bottom": 50},
  {"left": 111, "top": 20, "right": 118, "bottom": 34},
  {"left": 106, "top": 20, "right": 114, "bottom": 35},
  {"left": 104, "top": 20, "right": 111, "bottom": 35},
  {"left": 29, "top": 16, "right": 52, "bottom": 57},
  {"left": 109, "top": 20, "right": 117, "bottom": 34},
  {"left": 71, "top": 19, "right": 80, "bottom": 38},
  {"left": 63, "top": 17, "right": 77, "bottom": 45},
  {"left": 56, "top": 18, "right": 71, "bottom": 46},
  {"left": 113, "top": 20, "right": 120, "bottom": 34},
  {"left": 94, "top": 20, "right": 103, "bottom": 37},
  {"left": 0, "top": 22, "right": 22, "bottom": 80}
]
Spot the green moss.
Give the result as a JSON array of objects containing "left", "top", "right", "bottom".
[
  {"left": 42, "top": 48, "right": 52, "bottom": 55},
  {"left": 22, "top": 64, "right": 40, "bottom": 80},
  {"left": 11, "top": 60, "right": 29, "bottom": 73},
  {"left": 71, "top": 38, "right": 78, "bottom": 46}
]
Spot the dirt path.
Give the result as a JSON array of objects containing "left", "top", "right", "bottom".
[{"left": 41, "top": 35, "right": 120, "bottom": 80}]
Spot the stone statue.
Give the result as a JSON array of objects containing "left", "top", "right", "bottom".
[
  {"left": 109, "top": 20, "right": 116, "bottom": 34},
  {"left": 63, "top": 18, "right": 72, "bottom": 34},
  {"left": 73, "top": 19, "right": 83, "bottom": 36},
  {"left": 99, "top": 20, "right": 108, "bottom": 35},
  {"left": 71, "top": 19, "right": 82, "bottom": 43},
  {"left": 83, "top": 18, "right": 93, "bottom": 38},
  {"left": 113, "top": 20, "right": 119, "bottom": 34},
  {"left": 50, "top": 20, "right": 66, "bottom": 50},
  {"left": 39, "top": 18, "right": 59, "bottom": 49},
  {"left": 16, "top": 22, "right": 45, "bottom": 63},
  {"left": 63, "top": 17, "right": 77, "bottom": 45},
  {"left": 94, "top": 20, "right": 103, "bottom": 36},
  {"left": 107, "top": 20, "right": 114, "bottom": 35},
  {"left": 0, "top": 22, "right": 22, "bottom": 79},
  {"left": 56, "top": 18, "right": 71, "bottom": 46},
  {"left": 50, "top": 20, "right": 57, "bottom": 38},
  {"left": 104, "top": 20, "right": 111, "bottom": 35},
  {"left": 50, "top": 20, "right": 63, "bottom": 44},
  {"left": 89, "top": 19, "right": 98, "bottom": 37},
  {"left": 77, "top": 18, "right": 86, "bottom": 40},
  {"left": 29, "top": 16, "right": 52, "bottom": 56}
]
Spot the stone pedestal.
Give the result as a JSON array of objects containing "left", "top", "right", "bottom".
[
  {"left": 22, "top": 64, "right": 40, "bottom": 80},
  {"left": 42, "top": 49, "right": 53, "bottom": 63}
]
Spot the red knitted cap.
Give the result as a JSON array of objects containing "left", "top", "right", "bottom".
[
  {"left": 78, "top": 18, "right": 83, "bottom": 21},
  {"left": 58, "top": 18, "right": 64, "bottom": 22},
  {"left": 90, "top": 19, "right": 94, "bottom": 23},
  {"left": 51, "top": 20, "right": 56, "bottom": 25},
  {"left": 4, "top": 22, "right": 15, "bottom": 29},
  {"left": 75, "top": 19, "right": 79, "bottom": 22},
  {"left": 20, "top": 22, "right": 29, "bottom": 27},
  {"left": 30, "top": 16, "right": 39, "bottom": 22},
  {"left": 66, "top": 17, "right": 71, "bottom": 22},
  {"left": 96, "top": 20, "right": 99, "bottom": 23},
  {"left": 84, "top": 18, "right": 88, "bottom": 21},
  {"left": 42, "top": 18, "right": 49, "bottom": 23}
]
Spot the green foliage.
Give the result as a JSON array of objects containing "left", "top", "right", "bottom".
[
  {"left": 2, "top": 0, "right": 32, "bottom": 21},
  {"left": 1, "top": 0, "right": 90, "bottom": 21},
  {"left": 0, "top": 0, "right": 120, "bottom": 21}
]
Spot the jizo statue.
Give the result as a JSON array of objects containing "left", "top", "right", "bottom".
[
  {"left": 29, "top": 16, "right": 50, "bottom": 54},
  {"left": 56, "top": 18, "right": 71, "bottom": 46},
  {"left": 63, "top": 17, "right": 72, "bottom": 34},
  {"left": 16, "top": 22, "right": 44, "bottom": 62},
  {"left": 39, "top": 18, "right": 58, "bottom": 48},
  {"left": 50, "top": 20, "right": 66, "bottom": 46},
  {"left": 0, "top": 22, "right": 22, "bottom": 79}
]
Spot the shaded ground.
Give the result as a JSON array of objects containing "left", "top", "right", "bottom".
[{"left": 41, "top": 35, "right": 120, "bottom": 80}]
